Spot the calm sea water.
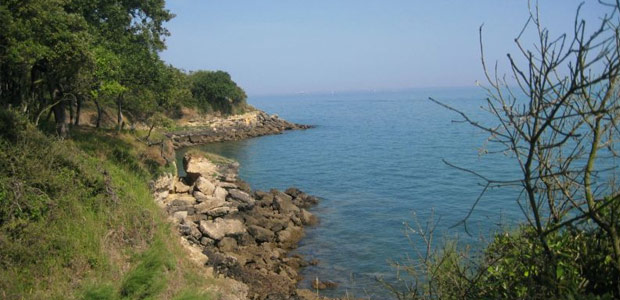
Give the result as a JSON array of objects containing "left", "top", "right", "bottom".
[{"left": 179, "top": 87, "right": 526, "bottom": 298}]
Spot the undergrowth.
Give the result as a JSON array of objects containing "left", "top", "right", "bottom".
[{"left": 0, "top": 109, "right": 213, "bottom": 299}]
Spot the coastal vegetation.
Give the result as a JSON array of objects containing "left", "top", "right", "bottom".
[
  {"left": 0, "top": 0, "right": 253, "bottom": 299},
  {"left": 384, "top": 2, "right": 620, "bottom": 299},
  {"left": 2, "top": 0, "right": 619, "bottom": 299},
  {"left": 0, "top": 0, "right": 249, "bottom": 138},
  {"left": 0, "top": 110, "right": 218, "bottom": 299}
]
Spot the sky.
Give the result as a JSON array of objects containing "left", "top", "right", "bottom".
[{"left": 161, "top": 1, "right": 611, "bottom": 96}]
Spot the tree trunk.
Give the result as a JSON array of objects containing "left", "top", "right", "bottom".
[
  {"left": 74, "top": 95, "right": 82, "bottom": 126},
  {"left": 116, "top": 94, "right": 123, "bottom": 132},
  {"left": 51, "top": 88, "right": 67, "bottom": 138},
  {"left": 68, "top": 95, "right": 74, "bottom": 126},
  {"left": 94, "top": 99, "right": 102, "bottom": 128}
]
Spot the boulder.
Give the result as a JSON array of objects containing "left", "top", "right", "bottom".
[
  {"left": 218, "top": 237, "right": 238, "bottom": 252},
  {"left": 184, "top": 154, "right": 218, "bottom": 182},
  {"left": 150, "top": 173, "right": 175, "bottom": 193},
  {"left": 217, "top": 181, "right": 238, "bottom": 189},
  {"left": 277, "top": 224, "right": 303, "bottom": 248},
  {"left": 311, "top": 280, "right": 338, "bottom": 290},
  {"left": 235, "top": 180, "right": 252, "bottom": 193},
  {"left": 173, "top": 211, "right": 188, "bottom": 222},
  {"left": 271, "top": 189, "right": 293, "bottom": 202},
  {"left": 195, "top": 197, "right": 227, "bottom": 213},
  {"left": 248, "top": 225, "right": 275, "bottom": 242},
  {"left": 174, "top": 180, "right": 191, "bottom": 193},
  {"left": 284, "top": 187, "right": 303, "bottom": 198},
  {"left": 168, "top": 194, "right": 197, "bottom": 206},
  {"left": 193, "top": 190, "right": 208, "bottom": 202},
  {"left": 199, "top": 218, "right": 246, "bottom": 240},
  {"left": 228, "top": 189, "right": 255, "bottom": 207},
  {"left": 200, "top": 237, "right": 216, "bottom": 246},
  {"left": 300, "top": 209, "right": 318, "bottom": 226},
  {"left": 214, "top": 186, "right": 228, "bottom": 201},
  {"left": 273, "top": 194, "right": 300, "bottom": 215},
  {"left": 205, "top": 206, "right": 238, "bottom": 217},
  {"left": 195, "top": 176, "right": 215, "bottom": 195}
]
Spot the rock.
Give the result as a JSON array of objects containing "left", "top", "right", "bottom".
[
  {"left": 174, "top": 180, "right": 191, "bottom": 193},
  {"left": 235, "top": 180, "right": 252, "bottom": 193},
  {"left": 200, "top": 236, "right": 215, "bottom": 246},
  {"left": 300, "top": 209, "right": 318, "bottom": 226},
  {"left": 184, "top": 154, "right": 218, "bottom": 182},
  {"left": 193, "top": 190, "right": 208, "bottom": 202},
  {"left": 214, "top": 186, "right": 228, "bottom": 201},
  {"left": 199, "top": 218, "right": 246, "bottom": 240},
  {"left": 150, "top": 173, "right": 175, "bottom": 193},
  {"left": 173, "top": 211, "right": 188, "bottom": 222},
  {"left": 178, "top": 224, "right": 192, "bottom": 236},
  {"left": 195, "top": 176, "right": 216, "bottom": 195},
  {"left": 195, "top": 197, "right": 227, "bottom": 213},
  {"left": 311, "top": 280, "right": 338, "bottom": 290},
  {"left": 271, "top": 189, "right": 293, "bottom": 203},
  {"left": 248, "top": 225, "right": 275, "bottom": 242},
  {"left": 228, "top": 189, "right": 255, "bottom": 208},
  {"left": 277, "top": 224, "right": 303, "bottom": 248},
  {"left": 218, "top": 237, "right": 238, "bottom": 252},
  {"left": 237, "top": 232, "right": 258, "bottom": 247},
  {"left": 153, "top": 191, "right": 169, "bottom": 205},
  {"left": 168, "top": 194, "right": 197, "bottom": 206},
  {"left": 179, "top": 222, "right": 202, "bottom": 240},
  {"left": 273, "top": 193, "right": 300, "bottom": 215},
  {"left": 284, "top": 187, "right": 303, "bottom": 198},
  {"left": 205, "top": 206, "right": 238, "bottom": 217},
  {"left": 217, "top": 181, "right": 238, "bottom": 189}
]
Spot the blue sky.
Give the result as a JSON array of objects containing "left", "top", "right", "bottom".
[{"left": 161, "top": 1, "right": 610, "bottom": 96}]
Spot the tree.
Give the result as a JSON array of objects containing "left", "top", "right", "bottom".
[
  {"left": 189, "top": 70, "right": 248, "bottom": 115},
  {"left": 387, "top": 1, "right": 620, "bottom": 298}
]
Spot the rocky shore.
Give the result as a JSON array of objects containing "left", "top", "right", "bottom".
[
  {"left": 152, "top": 152, "right": 329, "bottom": 299},
  {"left": 166, "top": 110, "right": 312, "bottom": 148}
]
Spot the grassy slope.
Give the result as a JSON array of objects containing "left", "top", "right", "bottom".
[{"left": 0, "top": 110, "right": 216, "bottom": 300}]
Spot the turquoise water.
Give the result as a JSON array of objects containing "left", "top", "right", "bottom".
[{"left": 183, "top": 87, "right": 525, "bottom": 298}]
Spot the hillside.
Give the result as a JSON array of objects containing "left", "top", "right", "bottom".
[{"left": 0, "top": 109, "right": 245, "bottom": 299}]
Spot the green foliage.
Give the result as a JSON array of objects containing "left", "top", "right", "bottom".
[
  {"left": 119, "top": 241, "right": 172, "bottom": 300},
  {"left": 0, "top": 109, "right": 213, "bottom": 299},
  {"left": 189, "top": 70, "right": 248, "bottom": 115},
  {"left": 172, "top": 291, "right": 212, "bottom": 300}
]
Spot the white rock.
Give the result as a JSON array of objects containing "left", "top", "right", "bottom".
[
  {"left": 214, "top": 186, "right": 228, "bottom": 201},
  {"left": 195, "top": 176, "right": 216, "bottom": 195}
]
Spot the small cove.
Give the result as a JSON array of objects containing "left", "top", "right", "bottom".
[{"left": 176, "top": 87, "right": 525, "bottom": 298}]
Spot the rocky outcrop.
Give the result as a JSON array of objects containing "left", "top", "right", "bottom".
[
  {"left": 154, "top": 152, "right": 323, "bottom": 300},
  {"left": 166, "top": 110, "right": 313, "bottom": 148}
]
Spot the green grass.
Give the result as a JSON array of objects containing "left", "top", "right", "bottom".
[{"left": 0, "top": 109, "right": 213, "bottom": 299}]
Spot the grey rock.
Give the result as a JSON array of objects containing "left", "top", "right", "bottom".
[
  {"left": 199, "top": 218, "right": 246, "bottom": 240},
  {"left": 205, "top": 206, "right": 238, "bottom": 217},
  {"left": 248, "top": 225, "right": 275, "bottom": 242},
  {"left": 193, "top": 190, "right": 208, "bottom": 202},
  {"left": 284, "top": 187, "right": 302, "bottom": 198},
  {"left": 200, "top": 236, "right": 216, "bottom": 246},
  {"left": 217, "top": 181, "right": 238, "bottom": 189},
  {"left": 218, "top": 237, "right": 238, "bottom": 252},
  {"left": 195, "top": 197, "right": 227, "bottom": 213},
  {"left": 300, "top": 209, "right": 318, "bottom": 226},
  {"left": 228, "top": 189, "right": 255, "bottom": 207},
  {"left": 273, "top": 195, "right": 300, "bottom": 215}
]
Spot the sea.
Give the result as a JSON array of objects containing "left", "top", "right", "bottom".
[{"left": 177, "top": 87, "right": 527, "bottom": 298}]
